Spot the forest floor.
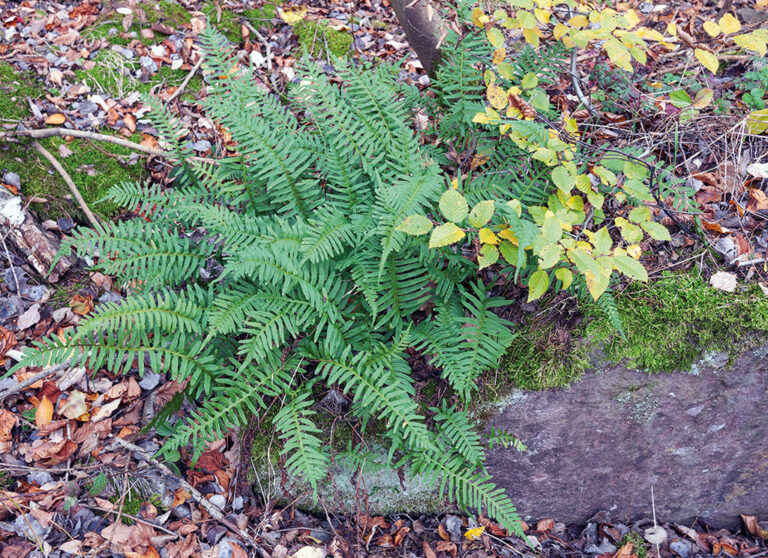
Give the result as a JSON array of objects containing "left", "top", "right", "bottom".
[{"left": 1, "top": 0, "right": 768, "bottom": 556}]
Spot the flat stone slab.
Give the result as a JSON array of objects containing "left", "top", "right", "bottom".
[{"left": 485, "top": 347, "right": 768, "bottom": 528}]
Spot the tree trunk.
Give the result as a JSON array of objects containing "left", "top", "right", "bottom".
[{"left": 390, "top": 0, "right": 444, "bottom": 76}]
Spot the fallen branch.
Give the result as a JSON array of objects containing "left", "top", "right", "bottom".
[
  {"left": 32, "top": 141, "right": 100, "bottom": 228},
  {"left": 6, "top": 127, "right": 167, "bottom": 157},
  {"left": 0, "top": 360, "right": 72, "bottom": 401},
  {"left": 242, "top": 21, "right": 273, "bottom": 72},
  {"left": 111, "top": 437, "right": 259, "bottom": 549},
  {"left": 166, "top": 55, "right": 205, "bottom": 104}
]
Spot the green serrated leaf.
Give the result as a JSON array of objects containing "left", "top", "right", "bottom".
[
  {"left": 591, "top": 227, "right": 613, "bottom": 255},
  {"left": 538, "top": 243, "right": 562, "bottom": 269},
  {"left": 88, "top": 473, "right": 108, "bottom": 497},
  {"left": 641, "top": 220, "right": 671, "bottom": 241},
  {"left": 468, "top": 200, "right": 496, "bottom": 228},
  {"left": 497, "top": 62, "right": 516, "bottom": 80},
  {"left": 555, "top": 267, "right": 573, "bottom": 289},
  {"left": 615, "top": 217, "right": 644, "bottom": 244},
  {"left": 541, "top": 214, "right": 562, "bottom": 243},
  {"left": 397, "top": 214, "right": 433, "bottom": 235},
  {"left": 429, "top": 222, "right": 466, "bottom": 248},
  {"left": 622, "top": 179, "right": 653, "bottom": 202},
  {"left": 527, "top": 269, "right": 550, "bottom": 301},
  {"left": 623, "top": 160, "right": 648, "bottom": 180},
  {"left": 498, "top": 240, "right": 519, "bottom": 266},
  {"left": 613, "top": 254, "right": 648, "bottom": 281},
  {"left": 521, "top": 72, "right": 538, "bottom": 89},
  {"left": 628, "top": 206, "right": 651, "bottom": 223},
  {"left": 551, "top": 165, "right": 575, "bottom": 194},
  {"left": 478, "top": 244, "right": 500, "bottom": 269},
  {"left": 439, "top": 190, "right": 469, "bottom": 223}
]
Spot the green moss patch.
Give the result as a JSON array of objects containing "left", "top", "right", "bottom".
[
  {"left": 0, "top": 132, "right": 145, "bottom": 223},
  {"left": 143, "top": 0, "right": 191, "bottom": 27},
  {"left": 500, "top": 272, "right": 768, "bottom": 391},
  {"left": 294, "top": 20, "right": 353, "bottom": 58},
  {"left": 0, "top": 62, "right": 42, "bottom": 120}
]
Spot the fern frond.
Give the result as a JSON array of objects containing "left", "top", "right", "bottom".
[{"left": 432, "top": 403, "right": 485, "bottom": 468}]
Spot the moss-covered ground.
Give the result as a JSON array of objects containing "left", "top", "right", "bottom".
[
  {"left": 0, "top": 62, "right": 146, "bottom": 223},
  {"left": 294, "top": 19, "right": 353, "bottom": 58},
  {"left": 501, "top": 271, "right": 768, "bottom": 391}
]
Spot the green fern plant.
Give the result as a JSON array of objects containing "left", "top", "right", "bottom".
[{"left": 12, "top": 27, "right": 527, "bottom": 535}]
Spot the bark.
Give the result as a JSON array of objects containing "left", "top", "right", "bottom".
[
  {"left": 0, "top": 189, "right": 74, "bottom": 283},
  {"left": 390, "top": 0, "right": 444, "bottom": 76}
]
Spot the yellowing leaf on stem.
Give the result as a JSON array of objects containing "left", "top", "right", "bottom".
[
  {"left": 733, "top": 32, "right": 767, "bottom": 57},
  {"left": 605, "top": 39, "right": 633, "bottom": 72},
  {"left": 492, "top": 47, "right": 506, "bottom": 64},
  {"left": 478, "top": 244, "right": 499, "bottom": 269},
  {"left": 487, "top": 27, "right": 505, "bottom": 48},
  {"left": 521, "top": 72, "right": 539, "bottom": 89},
  {"left": 693, "top": 87, "right": 714, "bottom": 108},
  {"left": 487, "top": 83, "right": 508, "bottom": 110},
  {"left": 695, "top": 48, "right": 719, "bottom": 74},
  {"left": 534, "top": 8, "right": 550, "bottom": 24},
  {"left": 429, "top": 223, "right": 465, "bottom": 248},
  {"left": 702, "top": 20, "right": 721, "bottom": 37},
  {"left": 469, "top": 200, "right": 496, "bottom": 227},
  {"left": 623, "top": 9, "right": 639, "bottom": 29},
  {"left": 527, "top": 269, "right": 550, "bottom": 301},
  {"left": 523, "top": 27, "right": 541, "bottom": 47},
  {"left": 479, "top": 227, "right": 500, "bottom": 245},
  {"left": 439, "top": 189, "right": 469, "bottom": 223},
  {"left": 472, "top": 7, "right": 489, "bottom": 27},
  {"left": 397, "top": 215, "right": 433, "bottom": 236},
  {"left": 747, "top": 109, "right": 768, "bottom": 135},
  {"left": 568, "top": 14, "right": 589, "bottom": 28},
  {"left": 555, "top": 267, "right": 573, "bottom": 289},
  {"left": 718, "top": 13, "right": 741, "bottom": 34},
  {"left": 613, "top": 254, "right": 648, "bottom": 281},
  {"left": 553, "top": 23, "right": 568, "bottom": 40}
]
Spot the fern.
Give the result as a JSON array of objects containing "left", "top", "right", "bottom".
[{"left": 10, "top": 25, "right": 539, "bottom": 532}]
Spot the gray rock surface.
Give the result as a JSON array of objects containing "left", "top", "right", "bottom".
[{"left": 484, "top": 347, "right": 768, "bottom": 528}]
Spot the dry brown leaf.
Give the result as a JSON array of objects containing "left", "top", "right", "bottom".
[
  {"left": 614, "top": 541, "right": 636, "bottom": 558},
  {"left": 92, "top": 399, "right": 121, "bottom": 422},
  {"left": 422, "top": 541, "right": 437, "bottom": 558},
  {"left": 437, "top": 522, "right": 451, "bottom": 541},
  {"left": 537, "top": 518, "right": 555, "bottom": 532},
  {"left": 742, "top": 515, "right": 768, "bottom": 540},
  {"left": 172, "top": 488, "right": 190, "bottom": 508},
  {"left": 747, "top": 188, "right": 768, "bottom": 211},
  {"left": 716, "top": 161, "right": 743, "bottom": 195},
  {"left": 45, "top": 113, "right": 66, "bottom": 125},
  {"left": 124, "top": 113, "right": 137, "bottom": 134},
  {"left": 69, "top": 294, "right": 94, "bottom": 315},
  {"left": 36, "top": 396, "right": 54, "bottom": 427},
  {"left": 508, "top": 94, "right": 537, "bottom": 119}
]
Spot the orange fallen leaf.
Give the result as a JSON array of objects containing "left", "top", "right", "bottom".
[
  {"left": 69, "top": 294, "right": 94, "bottom": 316},
  {"left": 172, "top": 488, "right": 190, "bottom": 508},
  {"left": 36, "top": 396, "right": 54, "bottom": 427},
  {"left": 742, "top": 515, "right": 768, "bottom": 540},
  {"left": 124, "top": 113, "right": 136, "bottom": 134},
  {"left": 45, "top": 113, "right": 66, "bottom": 125}
]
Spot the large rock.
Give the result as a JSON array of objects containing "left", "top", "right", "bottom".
[{"left": 485, "top": 347, "right": 768, "bottom": 528}]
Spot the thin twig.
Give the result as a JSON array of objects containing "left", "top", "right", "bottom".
[
  {"left": 111, "top": 436, "right": 258, "bottom": 548},
  {"left": 31, "top": 141, "right": 99, "bottom": 227},
  {"left": 0, "top": 360, "right": 72, "bottom": 401},
  {"left": 242, "top": 21, "right": 273, "bottom": 72},
  {"left": 81, "top": 505, "right": 179, "bottom": 538},
  {"left": 566, "top": 6, "right": 600, "bottom": 120},
  {"left": 166, "top": 55, "right": 205, "bottom": 104},
  {"left": 89, "top": 475, "right": 129, "bottom": 558}
]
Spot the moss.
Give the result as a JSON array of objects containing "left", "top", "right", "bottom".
[
  {"left": 583, "top": 272, "right": 768, "bottom": 372},
  {"left": 294, "top": 20, "right": 353, "bottom": 59},
  {"left": 81, "top": 22, "right": 155, "bottom": 47},
  {"left": 143, "top": 0, "right": 191, "bottom": 27},
  {"left": 202, "top": 5, "right": 242, "bottom": 43},
  {"left": 498, "top": 271, "right": 768, "bottom": 392},
  {"left": 0, "top": 131, "right": 145, "bottom": 222},
  {"left": 0, "top": 62, "right": 41, "bottom": 120},
  {"left": 244, "top": 2, "right": 280, "bottom": 25},
  {"left": 619, "top": 532, "right": 648, "bottom": 558},
  {"left": 109, "top": 490, "right": 164, "bottom": 525}
]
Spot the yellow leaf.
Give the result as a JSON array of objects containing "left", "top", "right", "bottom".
[
  {"left": 487, "top": 83, "right": 507, "bottom": 110},
  {"left": 472, "top": 112, "right": 490, "bottom": 124},
  {"left": 534, "top": 8, "right": 550, "bottom": 24},
  {"left": 733, "top": 32, "right": 767, "bottom": 57},
  {"left": 498, "top": 228, "right": 518, "bottom": 244},
  {"left": 637, "top": 27, "right": 664, "bottom": 42},
  {"left": 695, "top": 48, "right": 719, "bottom": 74},
  {"left": 45, "top": 113, "right": 66, "bottom": 125},
  {"left": 553, "top": 23, "right": 568, "bottom": 40},
  {"left": 568, "top": 14, "right": 589, "bottom": 28},
  {"left": 472, "top": 7, "right": 489, "bottom": 27},
  {"left": 486, "top": 27, "right": 504, "bottom": 48},
  {"left": 492, "top": 47, "right": 506, "bottom": 64},
  {"left": 747, "top": 109, "right": 768, "bottom": 135},
  {"left": 464, "top": 526, "right": 486, "bottom": 541},
  {"left": 627, "top": 244, "right": 642, "bottom": 258},
  {"left": 666, "top": 22, "right": 677, "bottom": 37},
  {"left": 702, "top": 20, "right": 721, "bottom": 37},
  {"left": 479, "top": 227, "right": 499, "bottom": 245},
  {"left": 523, "top": 26, "right": 541, "bottom": 47},
  {"left": 279, "top": 5, "right": 307, "bottom": 24},
  {"left": 605, "top": 38, "right": 633, "bottom": 72},
  {"left": 718, "top": 13, "right": 741, "bottom": 34},
  {"left": 36, "top": 396, "right": 54, "bottom": 427},
  {"left": 624, "top": 9, "right": 639, "bottom": 29}
]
